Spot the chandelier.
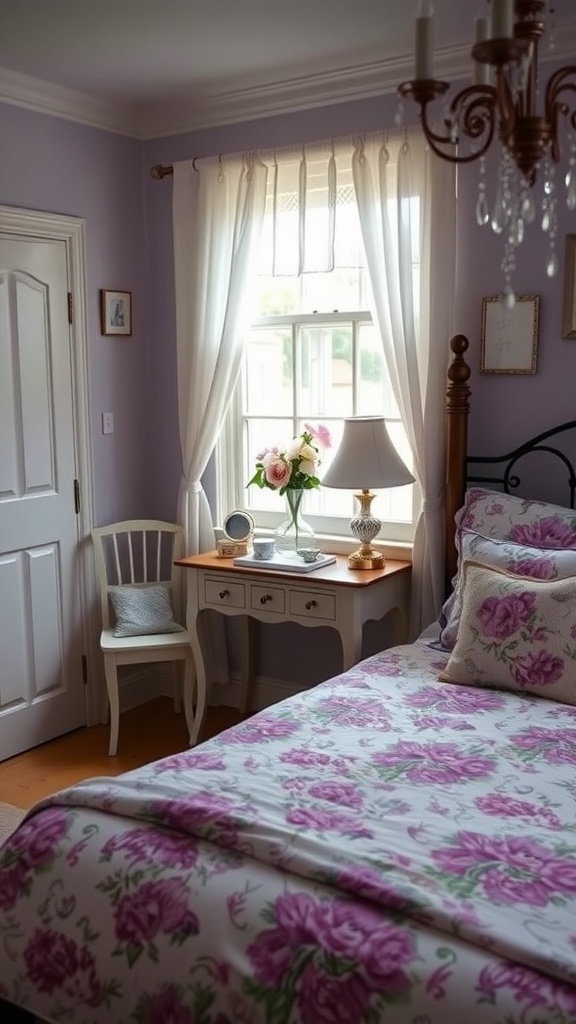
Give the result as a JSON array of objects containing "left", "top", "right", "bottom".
[{"left": 398, "top": 0, "right": 576, "bottom": 307}]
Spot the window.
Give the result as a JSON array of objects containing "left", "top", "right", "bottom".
[{"left": 216, "top": 143, "right": 418, "bottom": 546}]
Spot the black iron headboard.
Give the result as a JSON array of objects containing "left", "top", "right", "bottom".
[{"left": 467, "top": 420, "right": 576, "bottom": 510}]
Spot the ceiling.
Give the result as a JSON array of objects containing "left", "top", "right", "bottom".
[{"left": 0, "top": 0, "right": 574, "bottom": 138}]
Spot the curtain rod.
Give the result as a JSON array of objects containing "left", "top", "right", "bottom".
[{"left": 150, "top": 164, "right": 174, "bottom": 179}]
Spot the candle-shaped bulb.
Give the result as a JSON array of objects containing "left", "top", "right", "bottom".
[
  {"left": 473, "top": 15, "right": 490, "bottom": 85},
  {"left": 490, "top": 0, "right": 513, "bottom": 39},
  {"left": 415, "top": 2, "right": 434, "bottom": 79}
]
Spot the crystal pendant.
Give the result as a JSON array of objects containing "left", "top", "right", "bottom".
[
  {"left": 547, "top": 250, "right": 559, "bottom": 277},
  {"left": 476, "top": 192, "right": 489, "bottom": 226},
  {"left": 274, "top": 489, "right": 316, "bottom": 558},
  {"left": 499, "top": 286, "right": 516, "bottom": 310},
  {"left": 566, "top": 169, "right": 576, "bottom": 211}
]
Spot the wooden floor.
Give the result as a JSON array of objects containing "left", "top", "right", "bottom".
[{"left": 0, "top": 699, "right": 244, "bottom": 810}]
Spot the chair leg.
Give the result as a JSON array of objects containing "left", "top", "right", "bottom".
[
  {"left": 182, "top": 653, "right": 197, "bottom": 744},
  {"left": 172, "top": 663, "right": 182, "bottom": 714},
  {"left": 103, "top": 654, "right": 120, "bottom": 757}
]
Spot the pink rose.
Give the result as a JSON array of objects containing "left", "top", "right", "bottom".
[
  {"left": 511, "top": 516, "right": 576, "bottom": 548},
  {"left": 299, "top": 963, "right": 371, "bottom": 1024},
  {"left": 511, "top": 650, "right": 564, "bottom": 687},
  {"left": 114, "top": 878, "right": 198, "bottom": 944},
  {"left": 477, "top": 592, "right": 535, "bottom": 639},
  {"left": 263, "top": 455, "right": 292, "bottom": 489}
]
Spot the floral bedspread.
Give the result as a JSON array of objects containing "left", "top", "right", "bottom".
[{"left": 1, "top": 640, "right": 576, "bottom": 1024}]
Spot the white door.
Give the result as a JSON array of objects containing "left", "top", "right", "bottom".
[{"left": 0, "top": 233, "right": 86, "bottom": 760}]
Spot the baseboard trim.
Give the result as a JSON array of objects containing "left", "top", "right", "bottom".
[
  {"left": 118, "top": 665, "right": 301, "bottom": 714},
  {"left": 210, "top": 672, "right": 304, "bottom": 712}
]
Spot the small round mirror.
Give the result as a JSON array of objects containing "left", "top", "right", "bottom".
[{"left": 223, "top": 509, "right": 254, "bottom": 543}]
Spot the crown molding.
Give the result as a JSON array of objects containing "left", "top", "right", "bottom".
[
  {"left": 1, "top": 17, "right": 575, "bottom": 141},
  {"left": 0, "top": 66, "right": 142, "bottom": 137}
]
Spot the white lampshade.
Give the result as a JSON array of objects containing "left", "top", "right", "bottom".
[
  {"left": 322, "top": 417, "right": 414, "bottom": 491},
  {"left": 322, "top": 417, "right": 414, "bottom": 570}
]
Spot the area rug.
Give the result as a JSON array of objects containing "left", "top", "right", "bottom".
[{"left": 0, "top": 800, "right": 26, "bottom": 846}]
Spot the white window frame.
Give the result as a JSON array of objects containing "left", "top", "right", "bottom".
[{"left": 216, "top": 311, "right": 419, "bottom": 554}]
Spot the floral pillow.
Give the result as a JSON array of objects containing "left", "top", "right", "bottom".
[
  {"left": 439, "top": 560, "right": 576, "bottom": 706},
  {"left": 454, "top": 487, "right": 576, "bottom": 551},
  {"left": 439, "top": 531, "right": 576, "bottom": 650}
]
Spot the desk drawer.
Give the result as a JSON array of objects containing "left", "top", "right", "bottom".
[
  {"left": 250, "top": 584, "right": 286, "bottom": 614},
  {"left": 204, "top": 576, "right": 246, "bottom": 610},
  {"left": 289, "top": 588, "right": 335, "bottom": 621}
]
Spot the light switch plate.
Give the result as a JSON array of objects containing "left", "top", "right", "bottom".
[{"left": 102, "top": 412, "right": 114, "bottom": 434}]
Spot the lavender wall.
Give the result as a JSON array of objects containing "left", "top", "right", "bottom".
[
  {"left": 0, "top": 103, "right": 152, "bottom": 526},
  {"left": 3, "top": 71, "right": 576, "bottom": 535}
]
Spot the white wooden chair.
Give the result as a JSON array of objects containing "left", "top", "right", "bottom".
[{"left": 91, "top": 519, "right": 195, "bottom": 756}]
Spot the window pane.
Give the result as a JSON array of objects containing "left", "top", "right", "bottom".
[
  {"left": 299, "top": 324, "right": 353, "bottom": 418},
  {"left": 244, "top": 328, "right": 293, "bottom": 417},
  {"left": 357, "top": 325, "right": 399, "bottom": 418}
]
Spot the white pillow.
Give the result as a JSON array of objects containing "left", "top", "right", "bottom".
[
  {"left": 439, "top": 560, "right": 576, "bottom": 706},
  {"left": 108, "top": 584, "right": 184, "bottom": 638}
]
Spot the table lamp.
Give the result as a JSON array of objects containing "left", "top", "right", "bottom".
[{"left": 322, "top": 416, "right": 415, "bottom": 570}]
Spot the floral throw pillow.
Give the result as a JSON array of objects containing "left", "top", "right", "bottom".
[
  {"left": 454, "top": 487, "right": 576, "bottom": 551},
  {"left": 439, "top": 560, "right": 576, "bottom": 706},
  {"left": 439, "top": 532, "right": 576, "bottom": 651}
]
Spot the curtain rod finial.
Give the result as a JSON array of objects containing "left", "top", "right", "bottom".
[{"left": 150, "top": 164, "right": 173, "bottom": 180}]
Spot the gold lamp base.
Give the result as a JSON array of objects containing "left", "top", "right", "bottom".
[{"left": 348, "top": 545, "right": 385, "bottom": 570}]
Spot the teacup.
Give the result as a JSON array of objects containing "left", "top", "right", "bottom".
[{"left": 253, "top": 538, "right": 275, "bottom": 560}]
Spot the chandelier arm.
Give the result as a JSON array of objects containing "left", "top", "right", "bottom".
[{"left": 419, "top": 86, "right": 497, "bottom": 164}]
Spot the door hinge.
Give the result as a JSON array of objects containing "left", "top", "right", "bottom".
[
  {"left": 67, "top": 291, "right": 73, "bottom": 325},
  {"left": 74, "top": 478, "right": 81, "bottom": 514},
  {"left": 82, "top": 654, "right": 88, "bottom": 684}
]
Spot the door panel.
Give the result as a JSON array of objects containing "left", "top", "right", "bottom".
[{"left": 0, "top": 236, "right": 86, "bottom": 760}]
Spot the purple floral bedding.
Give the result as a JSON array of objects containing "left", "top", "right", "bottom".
[{"left": 1, "top": 639, "right": 576, "bottom": 1024}]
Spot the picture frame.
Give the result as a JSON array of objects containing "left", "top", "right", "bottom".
[
  {"left": 480, "top": 294, "right": 540, "bottom": 374},
  {"left": 100, "top": 289, "right": 132, "bottom": 336},
  {"left": 562, "top": 234, "right": 576, "bottom": 339}
]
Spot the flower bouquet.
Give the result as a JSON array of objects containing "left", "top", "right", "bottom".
[{"left": 248, "top": 424, "right": 331, "bottom": 555}]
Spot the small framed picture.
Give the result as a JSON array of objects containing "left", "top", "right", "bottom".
[
  {"left": 100, "top": 289, "right": 132, "bottom": 336},
  {"left": 480, "top": 294, "right": 539, "bottom": 374},
  {"left": 562, "top": 234, "right": 576, "bottom": 338}
]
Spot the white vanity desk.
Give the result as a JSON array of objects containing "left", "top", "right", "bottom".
[{"left": 176, "top": 551, "right": 412, "bottom": 744}]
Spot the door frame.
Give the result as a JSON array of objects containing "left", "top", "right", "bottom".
[{"left": 0, "top": 205, "right": 100, "bottom": 726}]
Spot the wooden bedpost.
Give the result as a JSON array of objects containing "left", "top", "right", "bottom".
[{"left": 445, "top": 334, "right": 471, "bottom": 589}]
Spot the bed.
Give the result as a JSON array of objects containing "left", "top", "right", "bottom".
[{"left": 1, "top": 335, "right": 576, "bottom": 1024}]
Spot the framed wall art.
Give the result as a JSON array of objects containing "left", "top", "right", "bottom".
[
  {"left": 480, "top": 294, "right": 540, "bottom": 374},
  {"left": 562, "top": 234, "right": 576, "bottom": 338},
  {"left": 100, "top": 289, "right": 132, "bottom": 336}
]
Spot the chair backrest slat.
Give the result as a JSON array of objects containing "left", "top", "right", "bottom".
[
  {"left": 112, "top": 534, "right": 122, "bottom": 585},
  {"left": 155, "top": 530, "right": 162, "bottom": 581}
]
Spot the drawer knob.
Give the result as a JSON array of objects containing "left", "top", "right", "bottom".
[
  {"left": 306, "top": 599, "right": 317, "bottom": 610},
  {"left": 260, "top": 594, "right": 272, "bottom": 604},
  {"left": 219, "top": 589, "right": 230, "bottom": 599}
]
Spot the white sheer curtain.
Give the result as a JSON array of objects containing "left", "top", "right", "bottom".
[
  {"left": 352, "top": 129, "right": 456, "bottom": 637},
  {"left": 172, "top": 154, "right": 267, "bottom": 552},
  {"left": 172, "top": 154, "right": 267, "bottom": 687}
]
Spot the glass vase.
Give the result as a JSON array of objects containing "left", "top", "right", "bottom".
[{"left": 274, "top": 488, "right": 316, "bottom": 558}]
